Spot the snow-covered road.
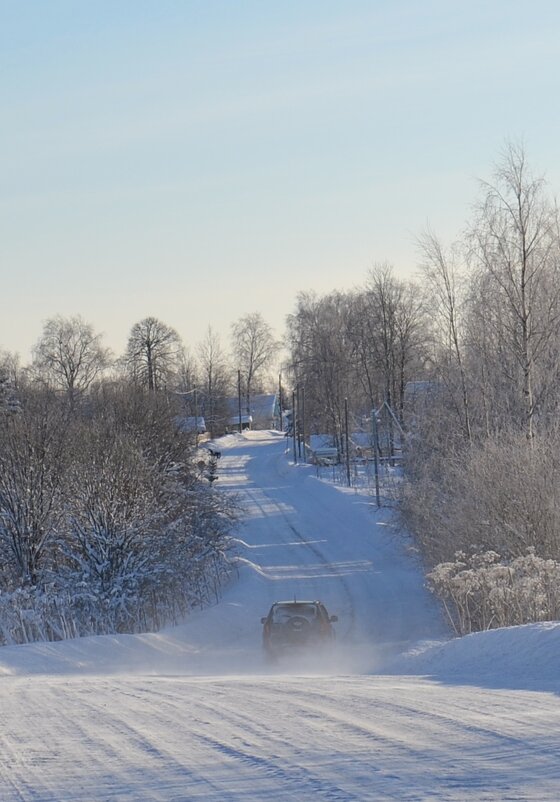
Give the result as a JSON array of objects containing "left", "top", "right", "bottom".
[
  {"left": 213, "top": 429, "right": 445, "bottom": 663},
  {"left": 3, "top": 674, "right": 560, "bottom": 801},
  {"left": 1, "top": 431, "right": 560, "bottom": 801}
]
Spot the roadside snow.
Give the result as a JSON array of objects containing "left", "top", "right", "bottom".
[{"left": 395, "top": 620, "right": 560, "bottom": 688}]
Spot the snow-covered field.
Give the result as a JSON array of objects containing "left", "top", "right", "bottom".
[{"left": 1, "top": 431, "right": 560, "bottom": 801}]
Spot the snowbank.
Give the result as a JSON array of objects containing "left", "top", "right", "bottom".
[{"left": 395, "top": 621, "right": 560, "bottom": 688}]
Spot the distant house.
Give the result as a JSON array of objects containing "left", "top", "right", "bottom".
[
  {"left": 307, "top": 432, "right": 376, "bottom": 463},
  {"left": 307, "top": 434, "right": 340, "bottom": 464},
  {"left": 173, "top": 391, "right": 207, "bottom": 435},
  {"left": 249, "top": 394, "right": 279, "bottom": 429},
  {"left": 227, "top": 413, "right": 253, "bottom": 431},
  {"left": 226, "top": 393, "right": 280, "bottom": 431},
  {"left": 350, "top": 431, "right": 375, "bottom": 458}
]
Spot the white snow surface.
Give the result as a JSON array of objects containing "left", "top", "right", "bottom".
[{"left": 1, "top": 431, "right": 560, "bottom": 800}]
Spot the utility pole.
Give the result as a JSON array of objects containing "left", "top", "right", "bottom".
[
  {"left": 194, "top": 388, "right": 199, "bottom": 447},
  {"left": 372, "top": 407, "right": 381, "bottom": 507},
  {"left": 300, "top": 385, "right": 306, "bottom": 463},
  {"left": 344, "top": 397, "right": 351, "bottom": 488},
  {"left": 296, "top": 385, "right": 302, "bottom": 459},
  {"left": 237, "top": 370, "right": 242, "bottom": 433},
  {"left": 292, "top": 389, "right": 297, "bottom": 464},
  {"left": 278, "top": 373, "right": 283, "bottom": 433}
]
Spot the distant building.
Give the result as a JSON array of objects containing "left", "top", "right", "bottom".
[
  {"left": 226, "top": 393, "right": 280, "bottom": 431},
  {"left": 249, "top": 393, "right": 279, "bottom": 429},
  {"left": 227, "top": 413, "right": 253, "bottom": 431},
  {"left": 307, "top": 434, "right": 340, "bottom": 464}
]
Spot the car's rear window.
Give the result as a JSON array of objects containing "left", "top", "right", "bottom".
[{"left": 272, "top": 604, "right": 318, "bottom": 623}]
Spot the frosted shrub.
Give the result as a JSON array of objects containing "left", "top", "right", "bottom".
[
  {"left": 0, "top": 389, "right": 71, "bottom": 585},
  {"left": 401, "top": 428, "right": 560, "bottom": 566},
  {"left": 427, "top": 550, "right": 560, "bottom": 635},
  {"left": 0, "top": 384, "right": 238, "bottom": 645},
  {"left": 0, "top": 586, "right": 85, "bottom": 645}
]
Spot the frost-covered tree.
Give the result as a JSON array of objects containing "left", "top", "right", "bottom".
[
  {"left": 59, "top": 400, "right": 236, "bottom": 633},
  {"left": 63, "top": 421, "right": 162, "bottom": 631},
  {"left": 418, "top": 231, "right": 472, "bottom": 441},
  {"left": 125, "top": 316, "right": 183, "bottom": 392},
  {"left": 0, "top": 380, "right": 239, "bottom": 643},
  {"left": 32, "top": 315, "right": 112, "bottom": 401},
  {"left": 401, "top": 147, "right": 560, "bottom": 632},
  {"left": 348, "top": 265, "right": 427, "bottom": 426},
  {"left": 89, "top": 381, "right": 192, "bottom": 475},
  {"left": 197, "top": 327, "right": 231, "bottom": 437},
  {"left": 0, "top": 349, "right": 20, "bottom": 414},
  {"left": 287, "top": 291, "right": 353, "bottom": 443},
  {"left": 231, "top": 312, "right": 278, "bottom": 416},
  {"left": 468, "top": 143, "right": 560, "bottom": 440},
  {"left": 0, "top": 389, "right": 71, "bottom": 586}
]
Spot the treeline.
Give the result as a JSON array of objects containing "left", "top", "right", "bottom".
[
  {"left": 1, "top": 309, "right": 280, "bottom": 439},
  {"left": 0, "top": 382, "right": 237, "bottom": 644},
  {"left": 403, "top": 145, "right": 560, "bottom": 634},
  {"left": 286, "top": 265, "right": 424, "bottom": 447},
  {"left": 285, "top": 144, "right": 560, "bottom": 634}
]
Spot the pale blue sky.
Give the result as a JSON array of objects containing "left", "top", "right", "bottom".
[{"left": 2, "top": 0, "right": 560, "bottom": 359}]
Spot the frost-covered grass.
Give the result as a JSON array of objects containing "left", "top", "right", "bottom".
[{"left": 427, "top": 550, "right": 560, "bottom": 636}]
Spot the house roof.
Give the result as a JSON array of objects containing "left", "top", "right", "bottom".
[
  {"left": 227, "top": 414, "right": 252, "bottom": 426},
  {"left": 226, "top": 393, "right": 277, "bottom": 420}
]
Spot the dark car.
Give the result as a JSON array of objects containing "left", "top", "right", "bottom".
[{"left": 261, "top": 600, "right": 338, "bottom": 660}]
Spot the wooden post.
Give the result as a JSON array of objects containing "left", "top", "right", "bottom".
[
  {"left": 345, "top": 397, "right": 351, "bottom": 487},
  {"left": 237, "top": 370, "right": 242, "bottom": 433},
  {"left": 278, "top": 373, "right": 283, "bottom": 433},
  {"left": 301, "top": 385, "right": 306, "bottom": 463},
  {"left": 372, "top": 407, "right": 381, "bottom": 507},
  {"left": 194, "top": 388, "right": 199, "bottom": 447},
  {"left": 297, "top": 385, "right": 302, "bottom": 459},
  {"left": 292, "top": 389, "right": 297, "bottom": 464}
]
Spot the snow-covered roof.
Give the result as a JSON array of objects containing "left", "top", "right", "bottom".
[
  {"left": 227, "top": 414, "right": 252, "bottom": 426},
  {"left": 226, "top": 393, "right": 278, "bottom": 421},
  {"left": 350, "top": 432, "right": 373, "bottom": 448}
]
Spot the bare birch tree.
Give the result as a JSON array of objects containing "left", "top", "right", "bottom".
[
  {"left": 418, "top": 230, "right": 472, "bottom": 441},
  {"left": 287, "top": 292, "right": 353, "bottom": 444},
  {"left": 197, "top": 327, "right": 231, "bottom": 436},
  {"left": 231, "top": 313, "right": 278, "bottom": 417},
  {"left": 32, "top": 315, "right": 112, "bottom": 401},
  {"left": 468, "top": 143, "right": 560, "bottom": 440}
]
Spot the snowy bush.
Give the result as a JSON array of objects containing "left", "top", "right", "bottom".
[
  {"left": 0, "top": 384, "right": 239, "bottom": 645},
  {"left": 0, "top": 388, "right": 71, "bottom": 587},
  {"left": 427, "top": 550, "right": 560, "bottom": 635},
  {"left": 401, "top": 428, "right": 560, "bottom": 567}
]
